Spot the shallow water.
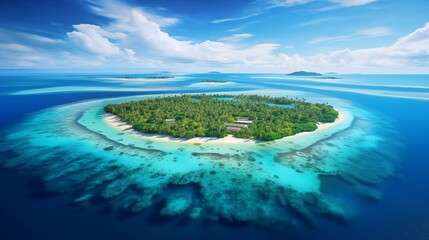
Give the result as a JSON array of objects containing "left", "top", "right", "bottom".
[{"left": 0, "top": 72, "right": 428, "bottom": 240}]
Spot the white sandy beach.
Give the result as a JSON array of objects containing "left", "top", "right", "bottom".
[{"left": 103, "top": 110, "right": 348, "bottom": 145}]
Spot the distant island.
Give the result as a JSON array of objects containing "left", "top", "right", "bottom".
[
  {"left": 115, "top": 76, "right": 174, "bottom": 80},
  {"left": 114, "top": 76, "right": 137, "bottom": 79},
  {"left": 104, "top": 94, "right": 338, "bottom": 141},
  {"left": 208, "top": 71, "right": 221, "bottom": 74},
  {"left": 200, "top": 80, "right": 227, "bottom": 83},
  {"left": 287, "top": 71, "right": 322, "bottom": 76},
  {"left": 325, "top": 72, "right": 339, "bottom": 75}
]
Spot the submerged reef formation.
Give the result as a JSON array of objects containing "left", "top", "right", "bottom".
[
  {"left": 0, "top": 94, "right": 402, "bottom": 227},
  {"left": 160, "top": 193, "right": 193, "bottom": 216}
]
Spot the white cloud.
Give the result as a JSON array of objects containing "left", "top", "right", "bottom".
[
  {"left": 227, "top": 20, "right": 259, "bottom": 33},
  {"left": 329, "top": 0, "right": 377, "bottom": 7},
  {"left": 298, "top": 17, "right": 339, "bottom": 27},
  {"left": 0, "top": 43, "right": 34, "bottom": 52},
  {"left": 0, "top": 28, "right": 64, "bottom": 45},
  {"left": 212, "top": 13, "right": 259, "bottom": 24},
  {"left": 308, "top": 27, "right": 392, "bottom": 44},
  {"left": 308, "top": 23, "right": 429, "bottom": 70},
  {"left": 1, "top": 0, "right": 428, "bottom": 73},
  {"left": 215, "top": 0, "right": 312, "bottom": 23},
  {"left": 0, "top": 43, "right": 56, "bottom": 67},
  {"left": 20, "top": 33, "right": 64, "bottom": 44},
  {"left": 308, "top": 35, "right": 354, "bottom": 44},
  {"left": 317, "top": 0, "right": 377, "bottom": 11},
  {"left": 67, "top": 24, "right": 122, "bottom": 56},
  {"left": 0, "top": 30, "right": 65, "bottom": 68},
  {"left": 357, "top": 27, "right": 392, "bottom": 37},
  {"left": 219, "top": 33, "right": 254, "bottom": 42},
  {"left": 225, "top": 23, "right": 429, "bottom": 73},
  {"left": 75, "top": 0, "right": 280, "bottom": 65},
  {"left": 89, "top": 0, "right": 179, "bottom": 28},
  {"left": 269, "top": 0, "right": 313, "bottom": 8}
]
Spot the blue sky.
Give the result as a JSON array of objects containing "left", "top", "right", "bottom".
[{"left": 1, "top": 0, "right": 429, "bottom": 73}]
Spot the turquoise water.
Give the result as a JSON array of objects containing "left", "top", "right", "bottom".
[
  {"left": 2, "top": 88, "right": 400, "bottom": 225},
  {"left": 0, "top": 72, "right": 427, "bottom": 239},
  {"left": 213, "top": 97, "right": 238, "bottom": 101}
]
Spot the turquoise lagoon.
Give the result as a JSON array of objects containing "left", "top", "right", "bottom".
[
  {"left": 3, "top": 72, "right": 428, "bottom": 240},
  {"left": 1, "top": 87, "right": 402, "bottom": 226}
]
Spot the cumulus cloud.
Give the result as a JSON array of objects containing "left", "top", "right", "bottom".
[
  {"left": 76, "top": 0, "right": 279, "bottom": 65},
  {"left": 88, "top": 0, "right": 179, "bottom": 28},
  {"left": 1, "top": 0, "right": 428, "bottom": 73},
  {"left": 68, "top": 24, "right": 122, "bottom": 56},
  {"left": 311, "top": 23, "right": 429, "bottom": 69},
  {"left": 226, "top": 23, "right": 429, "bottom": 72}
]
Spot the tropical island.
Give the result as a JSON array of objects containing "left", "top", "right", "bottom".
[
  {"left": 287, "top": 71, "right": 322, "bottom": 76},
  {"left": 104, "top": 94, "right": 338, "bottom": 141}
]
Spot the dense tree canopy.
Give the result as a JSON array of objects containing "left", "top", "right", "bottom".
[{"left": 104, "top": 94, "right": 338, "bottom": 141}]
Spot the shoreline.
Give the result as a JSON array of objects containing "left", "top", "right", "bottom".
[{"left": 103, "top": 111, "right": 347, "bottom": 145}]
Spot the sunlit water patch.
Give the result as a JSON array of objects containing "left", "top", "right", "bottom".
[{"left": 0, "top": 91, "right": 402, "bottom": 227}]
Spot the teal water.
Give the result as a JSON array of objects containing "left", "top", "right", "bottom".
[
  {"left": 2, "top": 88, "right": 400, "bottom": 225},
  {"left": 0, "top": 72, "right": 427, "bottom": 240}
]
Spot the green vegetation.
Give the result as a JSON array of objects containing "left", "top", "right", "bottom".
[
  {"left": 287, "top": 71, "right": 322, "bottom": 76},
  {"left": 104, "top": 94, "right": 338, "bottom": 141}
]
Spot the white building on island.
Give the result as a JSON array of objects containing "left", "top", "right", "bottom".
[{"left": 236, "top": 118, "right": 253, "bottom": 125}]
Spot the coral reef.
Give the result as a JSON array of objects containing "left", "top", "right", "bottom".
[{"left": 0, "top": 95, "right": 401, "bottom": 227}]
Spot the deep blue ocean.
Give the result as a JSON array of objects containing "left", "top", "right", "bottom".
[{"left": 0, "top": 72, "right": 428, "bottom": 240}]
